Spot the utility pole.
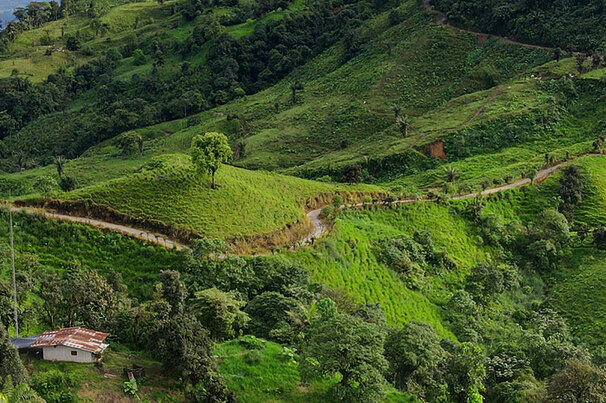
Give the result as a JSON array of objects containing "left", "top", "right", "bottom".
[{"left": 9, "top": 195, "right": 19, "bottom": 337}]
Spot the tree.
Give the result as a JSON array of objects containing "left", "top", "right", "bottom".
[
  {"left": 300, "top": 313, "right": 388, "bottom": 402},
  {"left": 384, "top": 322, "right": 448, "bottom": 401},
  {"left": 152, "top": 314, "right": 234, "bottom": 403},
  {"left": 192, "top": 288, "right": 249, "bottom": 340},
  {"left": 90, "top": 18, "right": 102, "bottom": 36},
  {"left": 190, "top": 132, "right": 233, "bottom": 189},
  {"left": 396, "top": 115, "right": 409, "bottom": 137},
  {"left": 133, "top": 49, "right": 146, "bottom": 66},
  {"left": 65, "top": 34, "right": 80, "bottom": 51},
  {"left": 159, "top": 270, "right": 186, "bottom": 315},
  {"left": 52, "top": 155, "right": 65, "bottom": 177},
  {"left": 558, "top": 165, "right": 583, "bottom": 221},
  {"left": 391, "top": 102, "right": 402, "bottom": 118},
  {"left": 443, "top": 343, "right": 486, "bottom": 403},
  {"left": 245, "top": 291, "right": 300, "bottom": 340},
  {"left": 444, "top": 166, "right": 459, "bottom": 182},
  {"left": 546, "top": 359, "right": 606, "bottom": 402},
  {"left": 0, "top": 323, "right": 28, "bottom": 387},
  {"left": 290, "top": 80, "right": 304, "bottom": 103}
]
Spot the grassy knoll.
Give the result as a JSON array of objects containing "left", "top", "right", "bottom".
[
  {"left": 51, "top": 154, "right": 378, "bottom": 241},
  {"left": 21, "top": 346, "right": 183, "bottom": 402},
  {"left": 215, "top": 337, "right": 417, "bottom": 403},
  {"left": 286, "top": 202, "right": 491, "bottom": 338}
]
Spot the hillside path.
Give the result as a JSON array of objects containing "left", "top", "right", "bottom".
[
  {"left": 422, "top": 0, "right": 553, "bottom": 51},
  {"left": 7, "top": 157, "right": 577, "bottom": 253},
  {"left": 7, "top": 206, "right": 188, "bottom": 250},
  {"left": 300, "top": 159, "right": 569, "bottom": 246}
]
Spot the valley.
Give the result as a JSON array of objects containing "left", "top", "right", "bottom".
[{"left": 1, "top": 0, "right": 606, "bottom": 402}]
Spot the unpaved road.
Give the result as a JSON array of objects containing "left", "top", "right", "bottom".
[
  {"left": 300, "top": 160, "right": 568, "bottom": 246},
  {"left": 7, "top": 159, "right": 577, "bottom": 253},
  {"left": 8, "top": 207, "right": 188, "bottom": 250}
]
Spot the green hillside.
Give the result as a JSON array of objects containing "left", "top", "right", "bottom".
[{"left": 2, "top": 0, "right": 606, "bottom": 401}]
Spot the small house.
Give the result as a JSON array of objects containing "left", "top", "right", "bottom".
[{"left": 28, "top": 327, "right": 109, "bottom": 363}]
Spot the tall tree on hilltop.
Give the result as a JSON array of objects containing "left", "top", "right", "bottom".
[{"left": 191, "top": 132, "right": 233, "bottom": 189}]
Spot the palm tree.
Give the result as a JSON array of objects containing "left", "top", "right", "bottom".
[
  {"left": 391, "top": 102, "right": 402, "bottom": 118},
  {"left": 53, "top": 155, "right": 65, "bottom": 177},
  {"left": 290, "top": 81, "right": 304, "bottom": 103},
  {"left": 135, "top": 134, "right": 144, "bottom": 155},
  {"left": 444, "top": 166, "right": 459, "bottom": 182},
  {"left": 396, "top": 115, "right": 409, "bottom": 137}
]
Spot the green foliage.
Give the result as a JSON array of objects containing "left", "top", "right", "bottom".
[
  {"left": 0, "top": 323, "right": 28, "bottom": 387},
  {"left": 122, "top": 379, "right": 137, "bottom": 396},
  {"left": 546, "top": 359, "right": 606, "bottom": 401},
  {"left": 300, "top": 313, "right": 389, "bottom": 402},
  {"left": 384, "top": 322, "right": 448, "bottom": 401},
  {"left": 433, "top": 0, "right": 606, "bottom": 50},
  {"left": 191, "top": 132, "right": 233, "bottom": 188},
  {"left": 192, "top": 287, "right": 249, "bottom": 340},
  {"left": 32, "top": 370, "right": 75, "bottom": 403}
]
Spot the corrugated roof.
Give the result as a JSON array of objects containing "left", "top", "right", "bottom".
[
  {"left": 30, "top": 327, "right": 109, "bottom": 353},
  {"left": 10, "top": 335, "right": 41, "bottom": 350}
]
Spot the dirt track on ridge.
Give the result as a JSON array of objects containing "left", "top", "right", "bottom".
[{"left": 7, "top": 157, "right": 578, "bottom": 252}]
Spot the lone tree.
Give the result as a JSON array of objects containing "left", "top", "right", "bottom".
[
  {"left": 53, "top": 155, "right": 65, "bottom": 177},
  {"left": 290, "top": 80, "right": 304, "bottom": 103},
  {"left": 191, "top": 132, "right": 233, "bottom": 189},
  {"left": 396, "top": 115, "right": 409, "bottom": 137}
]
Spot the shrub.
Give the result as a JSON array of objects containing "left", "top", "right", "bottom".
[
  {"left": 238, "top": 335, "right": 265, "bottom": 350},
  {"left": 32, "top": 370, "right": 75, "bottom": 403},
  {"left": 243, "top": 350, "right": 263, "bottom": 365},
  {"left": 59, "top": 175, "right": 77, "bottom": 192}
]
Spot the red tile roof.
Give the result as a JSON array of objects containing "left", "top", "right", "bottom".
[{"left": 30, "top": 327, "right": 109, "bottom": 353}]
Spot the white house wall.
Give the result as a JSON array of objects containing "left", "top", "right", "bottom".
[{"left": 42, "top": 346, "right": 96, "bottom": 363}]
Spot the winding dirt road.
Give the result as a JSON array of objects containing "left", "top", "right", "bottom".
[{"left": 6, "top": 159, "right": 574, "bottom": 252}]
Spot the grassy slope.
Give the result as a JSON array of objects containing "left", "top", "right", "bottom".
[
  {"left": 60, "top": 154, "right": 378, "bottom": 239},
  {"left": 22, "top": 347, "right": 184, "bottom": 402},
  {"left": 0, "top": 211, "right": 185, "bottom": 300},
  {"left": 286, "top": 202, "right": 490, "bottom": 339},
  {"left": 478, "top": 155, "right": 606, "bottom": 346}
]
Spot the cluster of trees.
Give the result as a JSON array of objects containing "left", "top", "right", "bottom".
[
  {"left": 375, "top": 230, "right": 456, "bottom": 280},
  {"left": 0, "top": 0, "right": 400, "bottom": 167},
  {"left": 432, "top": 0, "right": 606, "bottom": 51}
]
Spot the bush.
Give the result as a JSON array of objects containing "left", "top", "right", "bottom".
[
  {"left": 238, "top": 335, "right": 265, "bottom": 350},
  {"left": 243, "top": 350, "right": 263, "bottom": 365},
  {"left": 320, "top": 205, "right": 335, "bottom": 219},
  {"left": 32, "top": 370, "right": 75, "bottom": 403},
  {"left": 59, "top": 175, "right": 77, "bottom": 192}
]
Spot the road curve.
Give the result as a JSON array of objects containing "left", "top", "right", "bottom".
[
  {"left": 300, "top": 160, "right": 569, "bottom": 246},
  {"left": 4, "top": 158, "right": 578, "bottom": 253}
]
